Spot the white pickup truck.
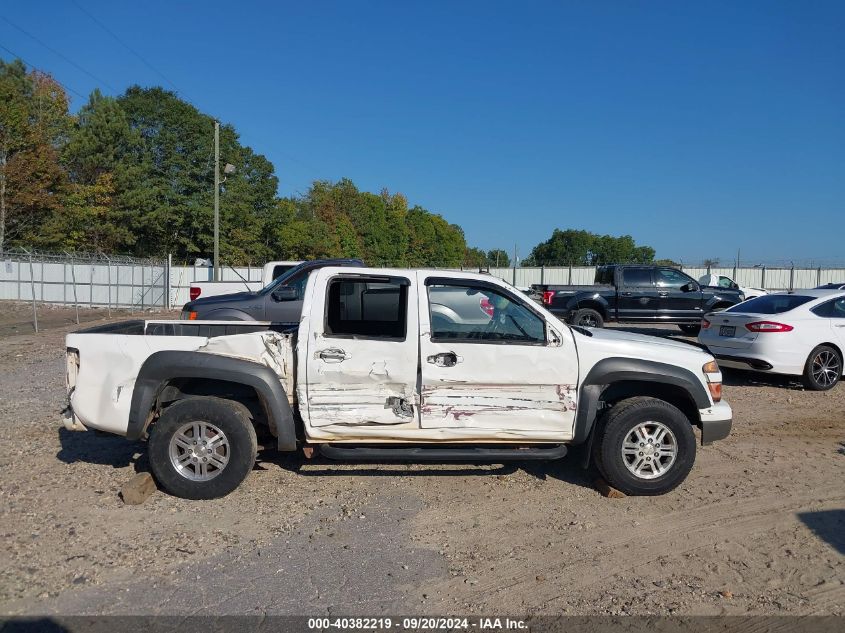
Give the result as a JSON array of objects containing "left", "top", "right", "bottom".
[
  {"left": 64, "top": 267, "right": 732, "bottom": 500},
  {"left": 188, "top": 260, "right": 302, "bottom": 301}
]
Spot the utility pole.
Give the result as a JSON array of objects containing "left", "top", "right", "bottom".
[{"left": 213, "top": 120, "right": 220, "bottom": 281}]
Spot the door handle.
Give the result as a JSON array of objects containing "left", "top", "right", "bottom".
[
  {"left": 318, "top": 348, "right": 350, "bottom": 363},
  {"left": 658, "top": 291, "right": 669, "bottom": 297},
  {"left": 427, "top": 352, "right": 462, "bottom": 367},
  {"left": 622, "top": 291, "right": 633, "bottom": 296},
  {"left": 835, "top": 324, "right": 845, "bottom": 328}
]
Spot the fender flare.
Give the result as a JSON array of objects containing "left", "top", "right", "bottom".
[
  {"left": 568, "top": 293, "right": 610, "bottom": 318},
  {"left": 127, "top": 350, "right": 297, "bottom": 451},
  {"left": 572, "top": 357, "right": 710, "bottom": 445}
]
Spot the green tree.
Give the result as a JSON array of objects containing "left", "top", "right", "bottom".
[
  {"left": 0, "top": 60, "right": 71, "bottom": 250},
  {"left": 486, "top": 248, "right": 511, "bottom": 267},
  {"left": 525, "top": 228, "right": 655, "bottom": 266}
]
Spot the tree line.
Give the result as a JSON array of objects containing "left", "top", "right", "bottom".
[
  {"left": 1, "top": 57, "right": 658, "bottom": 269},
  {"left": 0, "top": 58, "right": 516, "bottom": 268}
]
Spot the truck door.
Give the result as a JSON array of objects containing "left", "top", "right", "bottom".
[
  {"left": 419, "top": 274, "right": 578, "bottom": 436},
  {"left": 655, "top": 268, "right": 703, "bottom": 321},
  {"left": 304, "top": 272, "right": 420, "bottom": 428},
  {"left": 616, "top": 268, "right": 659, "bottom": 322}
]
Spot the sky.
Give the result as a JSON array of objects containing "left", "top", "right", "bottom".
[{"left": 2, "top": 1, "right": 843, "bottom": 265}]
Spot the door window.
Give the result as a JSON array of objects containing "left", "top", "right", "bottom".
[
  {"left": 325, "top": 277, "right": 408, "bottom": 339},
  {"left": 656, "top": 269, "right": 693, "bottom": 289},
  {"left": 622, "top": 268, "right": 653, "bottom": 286},
  {"left": 428, "top": 283, "right": 545, "bottom": 344},
  {"left": 812, "top": 297, "right": 845, "bottom": 319}
]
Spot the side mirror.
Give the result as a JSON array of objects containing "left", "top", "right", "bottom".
[
  {"left": 271, "top": 286, "right": 298, "bottom": 302},
  {"left": 547, "top": 325, "right": 563, "bottom": 347},
  {"left": 681, "top": 282, "right": 700, "bottom": 293},
  {"left": 731, "top": 282, "right": 740, "bottom": 290}
]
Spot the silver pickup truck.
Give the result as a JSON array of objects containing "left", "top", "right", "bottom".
[{"left": 64, "top": 267, "right": 732, "bottom": 500}]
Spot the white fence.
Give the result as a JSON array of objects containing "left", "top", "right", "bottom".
[
  {"left": 1, "top": 249, "right": 168, "bottom": 309},
  {"left": 2, "top": 249, "right": 844, "bottom": 313}
]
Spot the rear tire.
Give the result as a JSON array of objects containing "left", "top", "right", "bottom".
[
  {"left": 570, "top": 308, "right": 604, "bottom": 328},
  {"left": 594, "top": 397, "right": 696, "bottom": 496},
  {"left": 802, "top": 345, "right": 842, "bottom": 391},
  {"left": 678, "top": 324, "right": 701, "bottom": 335},
  {"left": 149, "top": 397, "right": 258, "bottom": 499}
]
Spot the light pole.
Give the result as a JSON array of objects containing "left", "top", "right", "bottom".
[{"left": 213, "top": 120, "right": 235, "bottom": 281}]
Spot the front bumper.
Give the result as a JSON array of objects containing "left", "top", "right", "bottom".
[{"left": 698, "top": 399, "right": 732, "bottom": 445}]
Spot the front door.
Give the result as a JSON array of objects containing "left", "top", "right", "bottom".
[
  {"left": 654, "top": 268, "right": 703, "bottom": 321},
  {"left": 419, "top": 273, "right": 578, "bottom": 436},
  {"left": 305, "top": 272, "right": 419, "bottom": 427}
]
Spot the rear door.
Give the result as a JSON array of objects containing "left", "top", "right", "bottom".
[
  {"left": 813, "top": 296, "right": 845, "bottom": 347},
  {"left": 616, "top": 268, "right": 659, "bottom": 322},
  {"left": 304, "top": 272, "right": 419, "bottom": 428},
  {"left": 419, "top": 273, "right": 578, "bottom": 436},
  {"left": 655, "top": 268, "right": 703, "bottom": 321}
]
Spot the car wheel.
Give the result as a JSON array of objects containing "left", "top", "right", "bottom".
[
  {"left": 571, "top": 308, "right": 604, "bottom": 328},
  {"left": 678, "top": 324, "right": 701, "bottom": 335},
  {"left": 802, "top": 345, "right": 842, "bottom": 391},
  {"left": 148, "top": 397, "right": 258, "bottom": 499},
  {"left": 595, "top": 397, "right": 696, "bottom": 496}
]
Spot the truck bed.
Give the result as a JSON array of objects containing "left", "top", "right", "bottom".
[{"left": 65, "top": 320, "right": 297, "bottom": 435}]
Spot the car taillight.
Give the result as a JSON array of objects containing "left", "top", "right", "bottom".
[
  {"left": 190, "top": 287, "right": 201, "bottom": 301},
  {"left": 701, "top": 319, "right": 711, "bottom": 330},
  {"left": 542, "top": 291, "right": 555, "bottom": 305},
  {"left": 745, "top": 321, "right": 793, "bottom": 333}
]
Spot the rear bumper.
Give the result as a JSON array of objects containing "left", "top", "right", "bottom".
[
  {"left": 698, "top": 399, "right": 732, "bottom": 445},
  {"left": 713, "top": 353, "right": 773, "bottom": 370}
]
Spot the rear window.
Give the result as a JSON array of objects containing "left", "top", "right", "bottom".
[
  {"left": 622, "top": 268, "right": 653, "bottom": 286},
  {"left": 726, "top": 294, "right": 814, "bottom": 314},
  {"left": 325, "top": 276, "right": 408, "bottom": 339}
]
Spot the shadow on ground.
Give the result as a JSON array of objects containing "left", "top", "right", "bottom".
[
  {"left": 56, "top": 427, "right": 148, "bottom": 471},
  {"left": 797, "top": 509, "right": 845, "bottom": 555},
  {"left": 259, "top": 444, "right": 599, "bottom": 492}
]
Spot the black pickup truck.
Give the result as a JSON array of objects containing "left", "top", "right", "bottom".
[{"left": 532, "top": 264, "right": 745, "bottom": 334}]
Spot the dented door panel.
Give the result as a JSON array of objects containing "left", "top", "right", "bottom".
[
  {"left": 304, "top": 271, "right": 421, "bottom": 429},
  {"left": 418, "top": 273, "right": 579, "bottom": 436}
]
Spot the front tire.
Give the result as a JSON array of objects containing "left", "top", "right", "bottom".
[
  {"left": 802, "top": 345, "right": 842, "bottom": 391},
  {"left": 594, "top": 397, "right": 696, "bottom": 496},
  {"left": 148, "top": 397, "right": 258, "bottom": 499},
  {"left": 570, "top": 308, "right": 604, "bottom": 328}
]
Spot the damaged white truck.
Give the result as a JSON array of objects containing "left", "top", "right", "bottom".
[{"left": 64, "top": 267, "right": 732, "bottom": 499}]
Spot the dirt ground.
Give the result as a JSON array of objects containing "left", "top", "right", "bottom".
[{"left": 0, "top": 305, "right": 842, "bottom": 616}]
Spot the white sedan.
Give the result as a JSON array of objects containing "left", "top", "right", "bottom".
[{"left": 698, "top": 290, "right": 845, "bottom": 390}]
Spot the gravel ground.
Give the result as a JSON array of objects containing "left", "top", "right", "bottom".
[{"left": 0, "top": 306, "right": 843, "bottom": 616}]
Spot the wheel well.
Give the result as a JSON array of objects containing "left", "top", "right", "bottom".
[
  {"left": 158, "top": 378, "right": 268, "bottom": 429},
  {"left": 599, "top": 381, "right": 700, "bottom": 425},
  {"left": 575, "top": 301, "right": 607, "bottom": 318},
  {"left": 712, "top": 302, "right": 734, "bottom": 311}
]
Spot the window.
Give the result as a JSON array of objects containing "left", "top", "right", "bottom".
[
  {"left": 622, "top": 268, "right": 653, "bottom": 287},
  {"left": 726, "top": 294, "right": 814, "bottom": 314},
  {"left": 595, "top": 267, "right": 614, "bottom": 285},
  {"left": 325, "top": 277, "right": 408, "bottom": 339},
  {"left": 271, "top": 264, "right": 298, "bottom": 280},
  {"left": 656, "top": 268, "right": 693, "bottom": 289},
  {"left": 812, "top": 297, "right": 845, "bottom": 319},
  {"left": 718, "top": 276, "right": 734, "bottom": 289},
  {"left": 428, "top": 283, "right": 545, "bottom": 344}
]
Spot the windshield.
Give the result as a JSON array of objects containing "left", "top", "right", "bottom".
[
  {"left": 726, "top": 294, "right": 814, "bottom": 314},
  {"left": 260, "top": 262, "right": 310, "bottom": 294}
]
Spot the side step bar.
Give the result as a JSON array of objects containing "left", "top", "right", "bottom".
[{"left": 318, "top": 444, "right": 567, "bottom": 462}]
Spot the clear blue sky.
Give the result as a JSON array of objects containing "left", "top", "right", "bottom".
[{"left": 3, "top": 1, "right": 843, "bottom": 265}]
